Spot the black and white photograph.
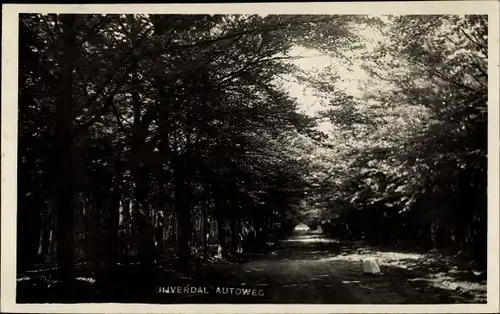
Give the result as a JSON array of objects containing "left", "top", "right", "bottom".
[{"left": 1, "top": 2, "right": 499, "bottom": 313}]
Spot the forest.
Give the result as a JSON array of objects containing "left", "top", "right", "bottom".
[{"left": 16, "top": 14, "right": 488, "bottom": 303}]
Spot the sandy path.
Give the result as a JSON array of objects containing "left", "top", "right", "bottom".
[{"left": 169, "top": 231, "right": 486, "bottom": 304}]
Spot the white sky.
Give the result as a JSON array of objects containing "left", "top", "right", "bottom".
[{"left": 282, "top": 24, "right": 386, "bottom": 133}]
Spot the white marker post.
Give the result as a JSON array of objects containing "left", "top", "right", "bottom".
[{"left": 362, "top": 257, "right": 382, "bottom": 274}]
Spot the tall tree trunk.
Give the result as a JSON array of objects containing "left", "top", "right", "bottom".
[
  {"left": 155, "top": 179, "right": 168, "bottom": 254},
  {"left": 54, "top": 14, "right": 77, "bottom": 294},
  {"left": 132, "top": 197, "right": 156, "bottom": 282},
  {"left": 173, "top": 212, "right": 179, "bottom": 243},
  {"left": 202, "top": 202, "right": 209, "bottom": 259},
  {"left": 106, "top": 187, "right": 120, "bottom": 294},
  {"left": 163, "top": 211, "right": 171, "bottom": 246},
  {"left": 217, "top": 215, "right": 227, "bottom": 257},
  {"left": 118, "top": 198, "right": 127, "bottom": 258},
  {"left": 91, "top": 193, "right": 102, "bottom": 289},
  {"left": 40, "top": 207, "right": 52, "bottom": 257},
  {"left": 174, "top": 162, "right": 192, "bottom": 264},
  {"left": 230, "top": 217, "right": 239, "bottom": 255},
  {"left": 130, "top": 54, "right": 156, "bottom": 283},
  {"left": 155, "top": 210, "right": 165, "bottom": 254}
]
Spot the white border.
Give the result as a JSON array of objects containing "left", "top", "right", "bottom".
[{"left": 2, "top": 2, "right": 499, "bottom": 313}]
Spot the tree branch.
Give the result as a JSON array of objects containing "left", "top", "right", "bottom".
[
  {"left": 75, "top": 15, "right": 109, "bottom": 46},
  {"left": 460, "top": 28, "right": 488, "bottom": 56},
  {"left": 139, "top": 16, "right": 335, "bottom": 59}
]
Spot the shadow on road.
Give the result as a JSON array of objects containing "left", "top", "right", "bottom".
[{"left": 16, "top": 230, "right": 487, "bottom": 304}]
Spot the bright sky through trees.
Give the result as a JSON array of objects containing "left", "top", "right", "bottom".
[
  {"left": 12, "top": 12, "right": 489, "bottom": 305},
  {"left": 284, "top": 21, "right": 387, "bottom": 133}
]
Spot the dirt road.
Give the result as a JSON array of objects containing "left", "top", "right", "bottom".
[
  {"left": 154, "top": 231, "right": 486, "bottom": 304},
  {"left": 17, "top": 230, "right": 487, "bottom": 304}
]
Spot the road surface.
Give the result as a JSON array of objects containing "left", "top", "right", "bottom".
[
  {"left": 152, "top": 230, "right": 486, "bottom": 304},
  {"left": 17, "top": 230, "right": 486, "bottom": 304}
]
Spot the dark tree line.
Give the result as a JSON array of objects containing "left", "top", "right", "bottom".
[
  {"left": 17, "top": 13, "right": 364, "bottom": 297},
  {"left": 17, "top": 14, "right": 488, "bottom": 302}
]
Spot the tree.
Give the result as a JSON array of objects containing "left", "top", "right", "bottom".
[
  {"left": 17, "top": 13, "right": 388, "bottom": 301},
  {"left": 308, "top": 15, "right": 487, "bottom": 262}
]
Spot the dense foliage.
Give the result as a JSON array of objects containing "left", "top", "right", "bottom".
[
  {"left": 17, "top": 14, "right": 488, "bottom": 300},
  {"left": 17, "top": 13, "right": 363, "bottom": 295},
  {"left": 316, "top": 15, "right": 488, "bottom": 264}
]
